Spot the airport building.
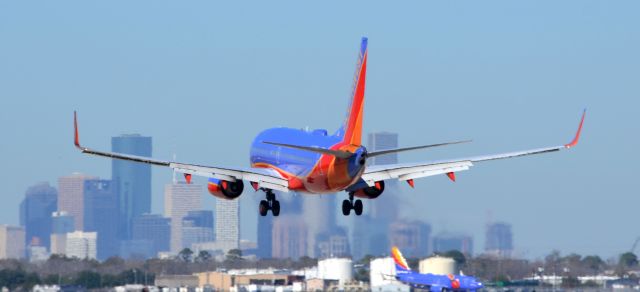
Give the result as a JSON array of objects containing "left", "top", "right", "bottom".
[
  {"left": 19, "top": 182, "right": 57, "bottom": 250},
  {"left": 0, "top": 224, "right": 26, "bottom": 259},
  {"left": 112, "top": 134, "right": 152, "bottom": 240},
  {"left": 164, "top": 182, "right": 203, "bottom": 252}
]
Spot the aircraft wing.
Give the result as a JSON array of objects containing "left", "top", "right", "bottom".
[
  {"left": 360, "top": 110, "right": 585, "bottom": 187},
  {"left": 73, "top": 112, "right": 289, "bottom": 192}
]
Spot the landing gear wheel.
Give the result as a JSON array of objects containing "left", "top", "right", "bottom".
[
  {"left": 354, "top": 199, "right": 363, "bottom": 216},
  {"left": 259, "top": 200, "right": 269, "bottom": 216},
  {"left": 272, "top": 200, "right": 281, "bottom": 216},
  {"left": 342, "top": 200, "right": 352, "bottom": 216}
]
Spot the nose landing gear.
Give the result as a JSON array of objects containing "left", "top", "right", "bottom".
[
  {"left": 342, "top": 192, "right": 363, "bottom": 216},
  {"left": 259, "top": 189, "right": 281, "bottom": 216}
]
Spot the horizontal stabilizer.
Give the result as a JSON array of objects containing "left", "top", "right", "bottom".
[
  {"left": 367, "top": 140, "right": 471, "bottom": 158},
  {"left": 262, "top": 141, "right": 354, "bottom": 159}
]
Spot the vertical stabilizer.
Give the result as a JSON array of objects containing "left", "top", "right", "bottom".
[
  {"left": 391, "top": 246, "right": 411, "bottom": 274},
  {"left": 335, "top": 37, "right": 368, "bottom": 146}
]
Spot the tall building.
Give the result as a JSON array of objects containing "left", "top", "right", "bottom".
[
  {"left": 389, "top": 220, "right": 431, "bottom": 257},
  {"left": 164, "top": 182, "right": 202, "bottom": 252},
  {"left": 304, "top": 195, "right": 336, "bottom": 257},
  {"left": 83, "top": 179, "right": 118, "bottom": 260},
  {"left": 132, "top": 214, "right": 171, "bottom": 257},
  {"left": 485, "top": 222, "right": 513, "bottom": 257},
  {"left": 50, "top": 211, "right": 74, "bottom": 254},
  {"left": 58, "top": 173, "right": 97, "bottom": 230},
  {"left": 112, "top": 134, "right": 152, "bottom": 240},
  {"left": 367, "top": 132, "right": 399, "bottom": 166},
  {"left": 432, "top": 233, "right": 474, "bottom": 255},
  {"left": 65, "top": 231, "right": 97, "bottom": 260},
  {"left": 0, "top": 225, "right": 26, "bottom": 259},
  {"left": 182, "top": 210, "right": 214, "bottom": 250},
  {"left": 19, "top": 182, "right": 57, "bottom": 249},
  {"left": 51, "top": 211, "right": 74, "bottom": 234},
  {"left": 272, "top": 214, "right": 307, "bottom": 259},
  {"left": 316, "top": 227, "right": 350, "bottom": 258},
  {"left": 256, "top": 215, "right": 273, "bottom": 258},
  {"left": 215, "top": 199, "right": 239, "bottom": 250}
]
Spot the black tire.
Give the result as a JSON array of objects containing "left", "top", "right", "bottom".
[
  {"left": 272, "top": 200, "right": 281, "bottom": 216},
  {"left": 342, "top": 200, "right": 352, "bottom": 216},
  {"left": 259, "top": 200, "right": 269, "bottom": 216},
  {"left": 354, "top": 199, "right": 363, "bottom": 216}
]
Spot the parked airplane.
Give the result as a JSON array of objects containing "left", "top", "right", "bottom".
[
  {"left": 73, "top": 37, "right": 585, "bottom": 217},
  {"left": 391, "top": 246, "right": 483, "bottom": 292}
]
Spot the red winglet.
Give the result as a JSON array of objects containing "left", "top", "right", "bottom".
[
  {"left": 565, "top": 109, "right": 586, "bottom": 148},
  {"left": 74, "top": 111, "right": 80, "bottom": 148},
  {"left": 446, "top": 172, "right": 456, "bottom": 182},
  {"left": 184, "top": 173, "right": 192, "bottom": 184},
  {"left": 406, "top": 179, "right": 415, "bottom": 188}
]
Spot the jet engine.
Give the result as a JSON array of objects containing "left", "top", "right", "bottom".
[
  {"left": 353, "top": 181, "right": 385, "bottom": 199},
  {"left": 207, "top": 178, "right": 244, "bottom": 200}
]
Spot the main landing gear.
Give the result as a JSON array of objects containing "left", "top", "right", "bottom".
[
  {"left": 342, "top": 192, "right": 363, "bottom": 216},
  {"left": 259, "top": 189, "right": 280, "bottom": 217}
]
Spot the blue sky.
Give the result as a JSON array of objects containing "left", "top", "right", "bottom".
[{"left": 0, "top": 1, "right": 638, "bottom": 259}]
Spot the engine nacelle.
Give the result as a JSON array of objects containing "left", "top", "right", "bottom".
[
  {"left": 353, "top": 181, "right": 385, "bottom": 199},
  {"left": 207, "top": 178, "right": 244, "bottom": 200}
]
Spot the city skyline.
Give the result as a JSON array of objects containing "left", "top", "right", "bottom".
[{"left": 1, "top": 0, "right": 638, "bottom": 259}]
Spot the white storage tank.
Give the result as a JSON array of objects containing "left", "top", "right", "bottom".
[
  {"left": 419, "top": 256, "right": 458, "bottom": 275},
  {"left": 318, "top": 258, "right": 353, "bottom": 285}
]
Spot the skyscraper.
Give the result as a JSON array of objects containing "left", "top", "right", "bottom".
[
  {"left": 112, "top": 134, "right": 152, "bottom": 240},
  {"left": 83, "top": 179, "right": 118, "bottom": 260},
  {"left": 303, "top": 195, "right": 336, "bottom": 257},
  {"left": 65, "top": 231, "right": 97, "bottom": 260},
  {"left": 316, "top": 227, "right": 350, "bottom": 258},
  {"left": 485, "top": 222, "right": 513, "bottom": 257},
  {"left": 58, "top": 173, "right": 97, "bottom": 230},
  {"left": 164, "top": 182, "right": 202, "bottom": 252},
  {"left": 50, "top": 211, "right": 74, "bottom": 255},
  {"left": 182, "top": 210, "right": 214, "bottom": 250},
  {"left": 0, "top": 225, "right": 26, "bottom": 259},
  {"left": 272, "top": 214, "right": 307, "bottom": 259},
  {"left": 19, "top": 182, "right": 57, "bottom": 249},
  {"left": 132, "top": 214, "right": 171, "bottom": 258},
  {"left": 389, "top": 220, "right": 431, "bottom": 257},
  {"left": 432, "top": 233, "right": 474, "bottom": 255},
  {"left": 215, "top": 199, "right": 240, "bottom": 251},
  {"left": 256, "top": 215, "right": 273, "bottom": 258}
]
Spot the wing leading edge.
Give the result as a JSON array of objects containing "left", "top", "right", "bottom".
[
  {"left": 361, "top": 110, "right": 586, "bottom": 186},
  {"left": 73, "top": 112, "right": 289, "bottom": 192}
]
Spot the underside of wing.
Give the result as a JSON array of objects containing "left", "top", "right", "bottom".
[{"left": 73, "top": 112, "right": 289, "bottom": 192}]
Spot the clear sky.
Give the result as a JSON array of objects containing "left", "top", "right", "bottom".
[{"left": 1, "top": 1, "right": 638, "bottom": 259}]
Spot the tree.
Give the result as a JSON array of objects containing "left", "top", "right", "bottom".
[
  {"left": 74, "top": 271, "right": 101, "bottom": 289},
  {"left": 178, "top": 248, "right": 194, "bottom": 262},
  {"left": 196, "top": 251, "right": 212, "bottom": 262},
  {"left": 226, "top": 249, "right": 243, "bottom": 261},
  {"left": 582, "top": 255, "right": 604, "bottom": 273},
  {"left": 619, "top": 252, "right": 638, "bottom": 268},
  {"left": 444, "top": 250, "right": 466, "bottom": 266}
]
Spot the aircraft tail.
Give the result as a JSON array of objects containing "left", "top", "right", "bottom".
[
  {"left": 335, "top": 37, "right": 368, "bottom": 146},
  {"left": 391, "top": 246, "right": 411, "bottom": 274}
]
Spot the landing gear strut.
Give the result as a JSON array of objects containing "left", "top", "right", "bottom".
[
  {"left": 342, "top": 192, "right": 363, "bottom": 216},
  {"left": 259, "top": 189, "right": 280, "bottom": 217}
]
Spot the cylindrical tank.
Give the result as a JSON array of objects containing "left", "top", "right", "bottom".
[
  {"left": 318, "top": 258, "right": 353, "bottom": 285},
  {"left": 419, "top": 256, "right": 458, "bottom": 275}
]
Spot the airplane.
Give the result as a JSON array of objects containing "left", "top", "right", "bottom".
[
  {"left": 73, "top": 37, "right": 586, "bottom": 217},
  {"left": 391, "top": 246, "right": 483, "bottom": 292}
]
